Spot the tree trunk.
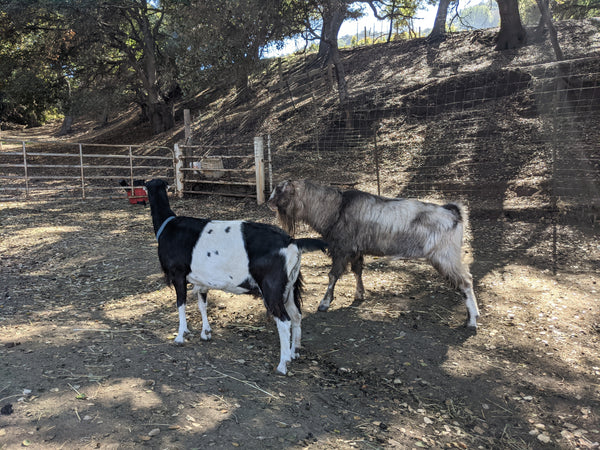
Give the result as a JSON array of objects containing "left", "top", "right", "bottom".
[
  {"left": 495, "top": 0, "right": 527, "bottom": 50},
  {"left": 428, "top": 0, "right": 452, "bottom": 42},
  {"left": 387, "top": 0, "right": 398, "bottom": 42},
  {"left": 535, "top": 0, "right": 564, "bottom": 60},
  {"left": 146, "top": 100, "right": 174, "bottom": 134},
  {"left": 58, "top": 74, "right": 73, "bottom": 136},
  {"left": 330, "top": 44, "right": 351, "bottom": 126},
  {"left": 58, "top": 116, "right": 73, "bottom": 135},
  {"left": 235, "top": 75, "right": 252, "bottom": 104},
  {"left": 316, "top": 0, "right": 351, "bottom": 115},
  {"left": 317, "top": 0, "right": 346, "bottom": 64}
]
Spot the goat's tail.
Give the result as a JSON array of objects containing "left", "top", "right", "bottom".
[
  {"left": 443, "top": 202, "right": 468, "bottom": 224},
  {"left": 293, "top": 272, "right": 304, "bottom": 312},
  {"left": 295, "top": 238, "right": 328, "bottom": 254}
]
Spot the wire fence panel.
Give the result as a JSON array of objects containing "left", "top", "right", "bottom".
[
  {"left": 265, "top": 56, "right": 599, "bottom": 211},
  {"left": 0, "top": 139, "right": 174, "bottom": 201},
  {"left": 259, "top": 53, "right": 599, "bottom": 274},
  {"left": 177, "top": 141, "right": 259, "bottom": 199}
]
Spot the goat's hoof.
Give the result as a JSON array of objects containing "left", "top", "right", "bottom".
[
  {"left": 465, "top": 314, "right": 479, "bottom": 330},
  {"left": 201, "top": 331, "right": 212, "bottom": 341},
  {"left": 317, "top": 304, "right": 330, "bottom": 312},
  {"left": 174, "top": 338, "right": 185, "bottom": 345},
  {"left": 275, "top": 363, "right": 287, "bottom": 375}
]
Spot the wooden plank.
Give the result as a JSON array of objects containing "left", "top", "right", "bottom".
[
  {"left": 185, "top": 180, "right": 256, "bottom": 187},
  {"left": 182, "top": 190, "right": 256, "bottom": 198},
  {"left": 254, "top": 136, "right": 265, "bottom": 205}
]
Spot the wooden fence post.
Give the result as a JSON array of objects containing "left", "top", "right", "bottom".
[
  {"left": 174, "top": 143, "right": 184, "bottom": 197},
  {"left": 267, "top": 134, "right": 273, "bottom": 194},
  {"left": 128, "top": 146, "right": 134, "bottom": 190},
  {"left": 184, "top": 109, "right": 192, "bottom": 145},
  {"left": 79, "top": 143, "right": 86, "bottom": 199},
  {"left": 254, "top": 136, "right": 265, "bottom": 205},
  {"left": 22, "top": 141, "right": 29, "bottom": 198}
]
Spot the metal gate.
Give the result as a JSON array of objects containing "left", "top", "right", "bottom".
[{"left": 0, "top": 138, "right": 174, "bottom": 200}]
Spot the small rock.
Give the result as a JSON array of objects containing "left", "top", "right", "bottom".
[
  {"left": 537, "top": 433, "right": 551, "bottom": 444},
  {"left": 148, "top": 428, "right": 160, "bottom": 437}
]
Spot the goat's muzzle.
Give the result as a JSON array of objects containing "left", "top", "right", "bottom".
[{"left": 267, "top": 198, "right": 278, "bottom": 212}]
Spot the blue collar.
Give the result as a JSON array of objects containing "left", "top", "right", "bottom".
[{"left": 156, "top": 216, "right": 176, "bottom": 241}]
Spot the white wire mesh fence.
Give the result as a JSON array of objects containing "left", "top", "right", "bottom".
[{"left": 190, "top": 40, "right": 599, "bottom": 273}]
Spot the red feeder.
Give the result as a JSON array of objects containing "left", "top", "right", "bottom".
[{"left": 126, "top": 187, "right": 148, "bottom": 205}]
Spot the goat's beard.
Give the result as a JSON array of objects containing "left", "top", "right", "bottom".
[{"left": 276, "top": 207, "right": 297, "bottom": 237}]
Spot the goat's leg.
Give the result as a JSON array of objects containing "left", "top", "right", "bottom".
[
  {"left": 172, "top": 276, "right": 189, "bottom": 344},
  {"left": 430, "top": 255, "right": 480, "bottom": 328},
  {"left": 259, "top": 269, "right": 293, "bottom": 373},
  {"left": 274, "top": 317, "right": 292, "bottom": 375},
  {"left": 350, "top": 254, "right": 365, "bottom": 301},
  {"left": 460, "top": 276, "right": 480, "bottom": 329},
  {"left": 196, "top": 289, "right": 212, "bottom": 340},
  {"left": 284, "top": 291, "right": 302, "bottom": 359},
  {"left": 318, "top": 254, "right": 348, "bottom": 312}
]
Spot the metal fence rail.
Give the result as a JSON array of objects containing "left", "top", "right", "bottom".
[
  {"left": 0, "top": 138, "right": 174, "bottom": 200},
  {"left": 0, "top": 136, "right": 269, "bottom": 203}
]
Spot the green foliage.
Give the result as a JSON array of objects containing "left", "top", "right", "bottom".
[
  {"left": 455, "top": 1, "right": 500, "bottom": 29},
  {"left": 0, "top": 1, "right": 73, "bottom": 125},
  {"left": 173, "top": 0, "right": 309, "bottom": 95},
  {"left": 553, "top": 0, "right": 600, "bottom": 20},
  {"left": 2, "top": 0, "right": 596, "bottom": 129},
  {"left": 516, "top": 0, "right": 599, "bottom": 25},
  {"left": 518, "top": 0, "right": 541, "bottom": 26}
]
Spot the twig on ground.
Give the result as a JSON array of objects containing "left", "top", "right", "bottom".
[
  {"left": 72, "top": 328, "right": 146, "bottom": 333},
  {"left": 213, "top": 370, "right": 276, "bottom": 398},
  {"left": 0, "top": 394, "right": 22, "bottom": 403},
  {"left": 67, "top": 383, "right": 83, "bottom": 396}
]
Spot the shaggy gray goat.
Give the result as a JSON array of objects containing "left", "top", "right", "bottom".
[{"left": 267, "top": 179, "right": 480, "bottom": 328}]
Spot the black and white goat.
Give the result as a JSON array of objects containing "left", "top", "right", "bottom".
[
  {"left": 145, "top": 179, "right": 326, "bottom": 374},
  {"left": 268, "top": 179, "right": 480, "bottom": 328}
]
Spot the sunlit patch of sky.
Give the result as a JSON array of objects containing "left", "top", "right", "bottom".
[{"left": 264, "top": 2, "right": 439, "bottom": 58}]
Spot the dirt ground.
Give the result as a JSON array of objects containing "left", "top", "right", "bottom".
[{"left": 1, "top": 192, "right": 598, "bottom": 450}]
